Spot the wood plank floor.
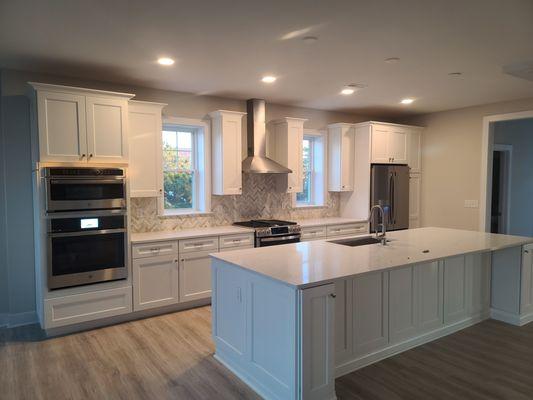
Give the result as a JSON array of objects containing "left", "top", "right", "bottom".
[{"left": 1, "top": 307, "right": 533, "bottom": 400}]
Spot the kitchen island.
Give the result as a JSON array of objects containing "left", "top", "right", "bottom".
[{"left": 210, "top": 227, "right": 533, "bottom": 400}]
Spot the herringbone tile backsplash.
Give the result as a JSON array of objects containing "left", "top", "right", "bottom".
[{"left": 130, "top": 174, "right": 340, "bottom": 232}]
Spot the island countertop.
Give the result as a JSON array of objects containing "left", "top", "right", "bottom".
[{"left": 210, "top": 227, "right": 533, "bottom": 288}]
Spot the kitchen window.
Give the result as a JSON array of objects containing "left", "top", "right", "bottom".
[
  {"left": 295, "top": 131, "right": 326, "bottom": 207},
  {"left": 159, "top": 118, "right": 210, "bottom": 216}
]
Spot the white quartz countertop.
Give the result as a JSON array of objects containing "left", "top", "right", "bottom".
[
  {"left": 296, "top": 217, "right": 367, "bottom": 227},
  {"left": 131, "top": 225, "right": 254, "bottom": 244},
  {"left": 211, "top": 227, "right": 533, "bottom": 289}
]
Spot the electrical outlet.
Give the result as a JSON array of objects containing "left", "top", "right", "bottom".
[{"left": 464, "top": 200, "right": 479, "bottom": 208}]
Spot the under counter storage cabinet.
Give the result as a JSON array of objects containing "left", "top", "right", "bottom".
[
  {"left": 210, "top": 110, "right": 246, "bottom": 195},
  {"left": 328, "top": 123, "right": 355, "bottom": 192},
  {"left": 267, "top": 117, "right": 307, "bottom": 193},
  {"left": 30, "top": 83, "right": 134, "bottom": 164},
  {"left": 129, "top": 101, "right": 166, "bottom": 197}
]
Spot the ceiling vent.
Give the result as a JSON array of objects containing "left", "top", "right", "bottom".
[{"left": 503, "top": 61, "right": 533, "bottom": 82}]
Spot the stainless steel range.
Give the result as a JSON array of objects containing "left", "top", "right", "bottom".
[{"left": 233, "top": 219, "right": 301, "bottom": 247}]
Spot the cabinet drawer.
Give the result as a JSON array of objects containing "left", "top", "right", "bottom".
[
  {"left": 179, "top": 236, "right": 219, "bottom": 253},
  {"left": 301, "top": 226, "right": 327, "bottom": 241},
  {"left": 327, "top": 223, "right": 368, "bottom": 238},
  {"left": 44, "top": 286, "right": 132, "bottom": 329},
  {"left": 132, "top": 240, "right": 178, "bottom": 259},
  {"left": 219, "top": 233, "right": 255, "bottom": 249}
]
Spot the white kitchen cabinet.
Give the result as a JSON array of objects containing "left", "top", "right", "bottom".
[
  {"left": 520, "top": 243, "right": 533, "bottom": 315},
  {"left": 407, "top": 128, "right": 422, "bottom": 173},
  {"left": 370, "top": 124, "right": 408, "bottom": 164},
  {"left": 334, "top": 279, "right": 353, "bottom": 365},
  {"left": 467, "top": 253, "right": 491, "bottom": 316},
  {"left": 219, "top": 233, "right": 254, "bottom": 249},
  {"left": 268, "top": 117, "right": 307, "bottom": 193},
  {"left": 179, "top": 250, "right": 213, "bottom": 302},
  {"left": 328, "top": 123, "right": 355, "bottom": 191},
  {"left": 210, "top": 110, "right": 246, "bottom": 195},
  {"left": 327, "top": 222, "right": 368, "bottom": 238},
  {"left": 389, "top": 266, "right": 418, "bottom": 343},
  {"left": 353, "top": 271, "right": 389, "bottom": 357},
  {"left": 416, "top": 261, "right": 444, "bottom": 332},
  {"left": 300, "top": 283, "right": 336, "bottom": 400},
  {"left": 30, "top": 83, "right": 134, "bottom": 164},
  {"left": 443, "top": 256, "right": 468, "bottom": 324},
  {"left": 409, "top": 173, "right": 421, "bottom": 228},
  {"left": 133, "top": 255, "right": 179, "bottom": 311},
  {"left": 128, "top": 101, "right": 166, "bottom": 197},
  {"left": 301, "top": 225, "right": 327, "bottom": 242}
]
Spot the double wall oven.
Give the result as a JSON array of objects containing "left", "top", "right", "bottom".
[{"left": 45, "top": 167, "right": 128, "bottom": 290}]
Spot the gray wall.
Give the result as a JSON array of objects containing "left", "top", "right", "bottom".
[
  {"left": 494, "top": 118, "right": 533, "bottom": 237},
  {"left": 0, "top": 68, "right": 385, "bottom": 319}
]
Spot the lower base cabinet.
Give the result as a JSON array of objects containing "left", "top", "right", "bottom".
[
  {"left": 179, "top": 250, "right": 212, "bottom": 302},
  {"left": 133, "top": 255, "right": 179, "bottom": 311}
]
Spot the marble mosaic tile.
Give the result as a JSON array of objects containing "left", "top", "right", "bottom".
[{"left": 130, "top": 174, "right": 340, "bottom": 233}]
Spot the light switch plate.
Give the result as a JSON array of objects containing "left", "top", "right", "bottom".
[{"left": 464, "top": 199, "right": 479, "bottom": 208}]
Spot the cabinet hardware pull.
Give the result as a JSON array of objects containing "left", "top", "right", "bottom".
[
  {"left": 174, "top": 259, "right": 178, "bottom": 263},
  {"left": 80, "top": 154, "right": 86, "bottom": 159},
  {"left": 89, "top": 153, "right": 93, "bottom": 158},
  {"left": 526, "top": 250, "right": 530, "bottom": 254},
  {"left": 330, "top": 293, "right": 337, "bottom": 298}
]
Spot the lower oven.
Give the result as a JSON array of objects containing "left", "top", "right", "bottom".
[
  {"left": 256, "top": 233, "right": 301, "bottom": 247},
  {"left": 47, "top": 211, "right": 128, "bottom": 290}
]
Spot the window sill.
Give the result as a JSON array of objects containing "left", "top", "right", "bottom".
[
  {"left": 293, "top": 204, "right": 326, "bottom": 209},
  {"left": 159, "top": 210, "right": 213, "bottom": 218}
]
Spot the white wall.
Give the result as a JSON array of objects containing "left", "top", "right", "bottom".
[
  {"left": 0, "top": 68, "right": 384, "bottom": 320},
  {"left": 405, "top": 97, "right": 533, "bottom": 230},
  {"left": 494, "top": 118, "right": 533, "bottom": 237}
]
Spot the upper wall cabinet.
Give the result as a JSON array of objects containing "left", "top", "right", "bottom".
[
  {"left": 29, "top": 82, "right": 134, "bottom": 164},
  {"left": 370, "top": 123, "right": 408, "bottom": 164},
  {"left": 267, "top": 117, "right": 307, "bottom": 193},
  {"left": 407, "top": 128, "right": 422, "bottom": 173},
  {"left": 328, "top": 123, "right": 355, "bottom": 192},
  {"left": 210, "top": 110, "right": 246, "bottom": 195},
  {"left": 129, "top": 101, "right": 166, "bottom": 197}
]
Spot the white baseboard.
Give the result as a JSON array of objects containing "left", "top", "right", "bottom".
[
  {"left": 490, "top": 308, "right": 522, "bottom": 326},
  {"left": 0, "top": 311, "right": 38, "bottom": 328},
  {"left": 520, "top": 312, "right": 533, "bottom": 326}
]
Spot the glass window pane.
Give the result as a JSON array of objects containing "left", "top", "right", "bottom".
[
  {"left": 297, "top": 137, "right": 313, "bottom": 204},
  {"left": 164, "top": 171, "right": 193, "bottom": 209},
  {"left": 163, "top": 131, "right": 177, "bottom": 148}
]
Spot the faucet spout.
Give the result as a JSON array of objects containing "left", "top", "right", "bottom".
[{"left": 368, "top": 205, "right": 387, "bottom": 245}]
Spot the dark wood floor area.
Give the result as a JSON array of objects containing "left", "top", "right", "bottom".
[{"left": 2, "top": 307, "right": 533, "bottom": 400}]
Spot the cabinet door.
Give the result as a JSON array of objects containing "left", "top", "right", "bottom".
[
  {"left": 133, "top": 255, "right": 179, "bottom": 311},
  {"left": 389, "top": 266, "right": 418, "bottom": 343},
  {"left": 179, "top": 251, "right": 212, "bottom": 302},
  {"left": 467, "top": 253, "right": 491, "bottom": 316},
  {"left": 353, "top": 271, "right": 389, "bottom": 357},
  {"left": 443, "top": 256, "right": 468, "bottom": 324},
  {"left": 340, "top": 126, "right": 355, "bottom": 191},
  {"left": 416, "top": 261, "right": 444, "bottom": 332},
  {"left": 37, "top": 91, "right": 87, "bottom": 162},
  {"left": 521, "top": 244, "right": 533, "bottom": 315},
  {"left": 128, "top": 102, "right": 164, "bottom": 197},
  {"left": 407, "top": 129, "right": 421, "bottom": 173},
  {"left": 371, "top": 125, "right": 390, "bottom": 163},
  {"left": 286, "top": 121, "right": 304, "bottom": 193},
  {"left": 86, "top": 96, "right": 129, "bottom": 163},
  {"left": 221, "top": 114, "right": 243, "bottom": 194},
  {"left": 300, "top": 283, "right": 336, "bottom": 400},
  {"left": 334, "top": 279, "right": 353, "bottom": 364},
  {"left": 409, "top": 173, "right": 421, "bottom": 228},
  {"left": 389, "top": 127, "right": 408, "bottom": 164}
]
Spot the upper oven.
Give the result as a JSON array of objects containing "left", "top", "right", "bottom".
[{"left": 44, "top": 167, "right": 126, "bottom": 213}]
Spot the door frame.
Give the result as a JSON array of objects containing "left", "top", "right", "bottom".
[
  {"left": 479, "top": 110, "right": 533, "bottom": 232},
  {"left": 492, "top": 144, "right": 513, "bottom": 234}
]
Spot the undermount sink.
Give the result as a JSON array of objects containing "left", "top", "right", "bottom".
[{"left": 328, "top": 236, "right": 381, "bottom": 247}]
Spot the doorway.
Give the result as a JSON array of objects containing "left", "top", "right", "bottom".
[{"left": 490, "top": 145, "right": 512, "bottom": 234}]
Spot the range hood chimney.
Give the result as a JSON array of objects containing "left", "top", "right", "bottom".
[{"left": 242, "top": 99, "right": 292, "bottom": 174}]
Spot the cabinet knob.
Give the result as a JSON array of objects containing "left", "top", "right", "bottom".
[
  {"left": 525, "top": 250, "right": 530, "bottom": 254},
  {"left": 174, "top": 259, "right": 178, "bottom": 263},
  {"left": 159, "top": 189, "right": 163, "bottom": 194},
  {"left": 80, "top": 154, "right": 86, "bottom": 159},
  {"left": 89, "top": 153, "right": 93, "bottom": 158},
  {"left": 330, "top": 293, "right": 337, "bottom": 298}
]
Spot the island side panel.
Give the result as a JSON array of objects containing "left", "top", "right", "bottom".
[
  {"left": 491, "top": 246, "right": 522, "bottom": 324},
  {"left": 211, "top": 258, "right": 299, "bottom": 400}
]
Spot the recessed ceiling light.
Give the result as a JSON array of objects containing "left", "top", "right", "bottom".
[
  {"left": 341, "top": 88, "right": 355, "bottom": 95},
  {"left": 261, "top": 76, "right": 277, "bottom": 83},
  {"left": 340, "top": 83, "right": 366, "bottom": 95},
  {"left": 448, "top": 72, "right": 462, "bottom": 76},
  {"left": 385, "top": 57, "right": 400, "bottom": 64},
  {"left": 157, "top": 57, "right": 175, "bottom": 66},
  {"left": 400, "top": 98, "right": 415, "bottom": 104}
]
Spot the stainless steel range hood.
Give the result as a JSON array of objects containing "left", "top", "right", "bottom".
[{"left": 242, "top": 99, "right": 292, "bottom": 174}]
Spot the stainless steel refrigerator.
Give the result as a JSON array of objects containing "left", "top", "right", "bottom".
[{"left": 370, "top": 164, "right": 410, "bottom": 232}]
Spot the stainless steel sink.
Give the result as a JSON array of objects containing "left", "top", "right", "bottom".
[{"left": 328, "top": 236, "right": 381, "bottom": 247}]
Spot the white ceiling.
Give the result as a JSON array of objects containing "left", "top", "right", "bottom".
[{"left": 1, "top": 0, "right": 533, "bottom": 117}]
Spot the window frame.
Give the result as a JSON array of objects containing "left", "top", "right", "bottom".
[
  {"left": 158, "top": 116, "right": 211, "bottom": 216},
  {"left": 294, "top": 129, "right": 327, "bottom": 208}
]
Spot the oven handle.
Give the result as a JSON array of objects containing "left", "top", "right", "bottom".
[
  {"left": 259, "top": 234, "right": 301, "bottom": 243},
  {"left": 49, "top": 228, "right": 126, "bottom": 238},
  {"left": 48, "top": 178, "right": 125, "bottom": 185}
]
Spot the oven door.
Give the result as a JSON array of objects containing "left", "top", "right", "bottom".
[
  {"left": 46, "top": 178, "right": 126, "bottom": 212},
  {"left": 48, "top": 228, "right": 127, "bottom": 289},
  {"left": 257, "top": 234, "right": 301, "bottom": 247}
]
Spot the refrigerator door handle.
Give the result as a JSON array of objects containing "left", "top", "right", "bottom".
[{"left": 388, "top": 173, "right": 394, "bottom": 225}]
